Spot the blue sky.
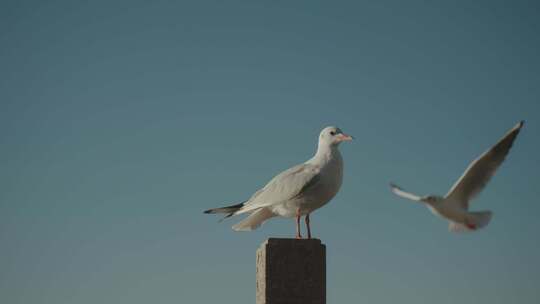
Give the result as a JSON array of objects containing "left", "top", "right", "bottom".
[{"left": 1, "top": 1, "right": 539, "bottom": 303}]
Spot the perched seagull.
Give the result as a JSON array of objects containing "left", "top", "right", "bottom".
[
  {"left": 204, "top": 126, "right": 353, "bottom": 239},
  {"left": 390, "top": 121, "right": 524, "bottom": 233}
]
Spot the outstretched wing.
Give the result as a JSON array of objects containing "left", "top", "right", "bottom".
[
  {"left": 445, "top": 121, "right": 524, "bottom": 204},
  {"left": 236, "top": 163, "right": 321, "bottom": 214},
  {"left": 389, "top": 183, "right": 423, "bottom": 202}
]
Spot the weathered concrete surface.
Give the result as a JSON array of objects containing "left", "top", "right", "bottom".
[{"left": 256, "top": 238, "right": 326, "bottom": 304}]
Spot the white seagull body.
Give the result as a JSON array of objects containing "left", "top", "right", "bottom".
[
  {"left": 390, "top": 121, "right": 524, "bottom": 233},
  {"left": 204, "top": 126, "right": 353, "bottom": 238}
]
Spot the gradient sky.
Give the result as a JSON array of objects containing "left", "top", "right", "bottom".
[{"left": 1, "top": 1, "right": 539, "bottom": 303}]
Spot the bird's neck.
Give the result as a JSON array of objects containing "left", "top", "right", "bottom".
[{"left": 313, "top": 143, "right": 340, "bottom": 164}]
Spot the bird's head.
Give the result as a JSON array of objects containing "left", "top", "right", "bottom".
[
  {"left": 319, "top": 126, "right": 353, "bottom": 147},
  {"left": 421, "top": 195, "right": 444, "bottom": 205}
]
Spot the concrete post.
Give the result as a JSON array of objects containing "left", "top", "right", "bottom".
[{"left": 256, "top": 238, "right": 326, "bottom": 304}]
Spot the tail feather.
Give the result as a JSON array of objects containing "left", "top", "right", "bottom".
[
  {"left": 232, "top": 208, "right": 275, "bottom": 231},
  {"left": 203, "top": 202, "right": 245, "bottom": 220},
  {"left": 449, "top": 211, "right": 493, "bottom": 233}
]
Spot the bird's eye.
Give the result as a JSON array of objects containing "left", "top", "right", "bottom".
[{"left": 330, "top": 131, "right": 336, "bottom": 136}]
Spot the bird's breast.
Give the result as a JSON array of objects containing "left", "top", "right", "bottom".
[
  {"left": 429, "top": 203, "right": 468, "bottom": 222},
  {"left": 273, "top": 151, "right": 344, "bottom": 217},
  {"left": 320, "top": 158, "right": 343, "bottom": 194},
  {"left": 305, "top": 154, "right": 344, "bottom": 207}
]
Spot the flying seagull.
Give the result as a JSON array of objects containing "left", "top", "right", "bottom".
[
  {"left": 390, "top": 121, "right": 524, "bottom": 233},
  {"left": 204, "top": 126, "right": 353, "bottom": 239}
]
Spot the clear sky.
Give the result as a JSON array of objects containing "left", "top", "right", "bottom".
[{"left": 1, "top": 1, "right": 539, "bottom": 303}]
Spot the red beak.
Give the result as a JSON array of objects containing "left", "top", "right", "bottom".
[{"left": 337, "top": 133, "right": 353, "bottom": 141}]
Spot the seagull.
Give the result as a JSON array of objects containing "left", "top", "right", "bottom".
[
  {"left": 204, "top": 126, "right": 353, "bottom": 239},
  {"left": 390, "top": 121, "right": 524, "bottom": 233}
]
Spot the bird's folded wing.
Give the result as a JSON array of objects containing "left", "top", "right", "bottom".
[
  {"left": 237, "top": 163, "right": 321, "bottom": 214},
  {"left": 445, "top": 121, "right": 523, "bottom": 205},
  {"left": 389, "top": 183, "right": 422, "bottom": 201}
]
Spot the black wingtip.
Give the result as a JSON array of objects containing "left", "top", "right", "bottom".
[
  {"left": 203, "top": 201, "right": 245, "bottom": 215},
  {"left": 511, "top": 120, "right": 525, "bottom": 132}
]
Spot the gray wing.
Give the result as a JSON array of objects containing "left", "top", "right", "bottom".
[
  {"left": 389, "top": 183, "right": 423, "bottom": 202},
  {"left": 236, "top": 163, "right": 321, "bottom": 214},
  {"left": 445, "top": 121, "right": 524, "bottom": 205}
]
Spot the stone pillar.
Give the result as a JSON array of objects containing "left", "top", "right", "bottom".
[{"left": 256, "top": 238, "right": 326, "bottom": 304}]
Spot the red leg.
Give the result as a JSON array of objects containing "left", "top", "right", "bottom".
[
  {"left": 305, "top": 214, "right": 312, "bottom": 239},
  {"left": 465, "top": 219, "right": 477, "bottom": 230},
  {"left": 466, "top": 223, "right": 477, "bottom": 230},
  {"left": 295, "top": 209, "right": 302, "bottom": 239}
]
